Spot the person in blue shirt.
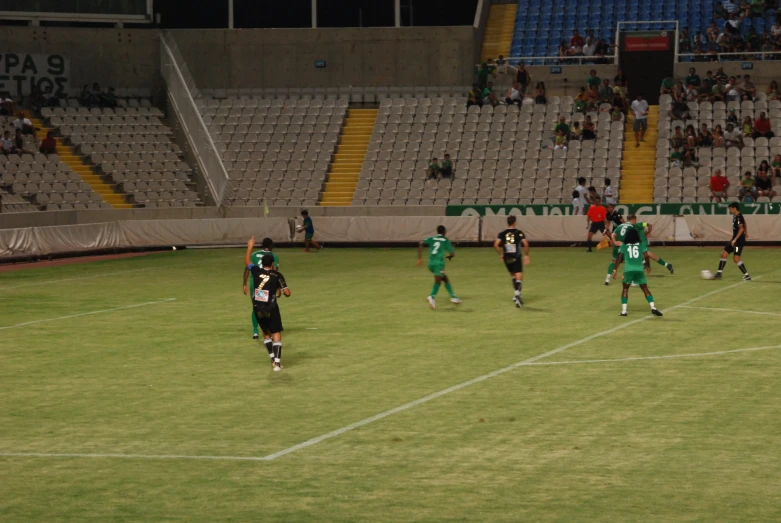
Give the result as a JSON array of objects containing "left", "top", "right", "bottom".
[{"left": 299, "top": 209, "right": 321, "bottom": 252}]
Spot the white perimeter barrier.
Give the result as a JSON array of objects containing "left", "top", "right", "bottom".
[{"left": 0, "top": 215, "right": 778, "bottom": 259}]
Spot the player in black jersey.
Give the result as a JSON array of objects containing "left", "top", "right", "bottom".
[
  {"left": 605, "top": 203, "right": 624, "bottom": 229},
  {"left": 494, "top": 215, "right": 530, "bottom": 308},
  {"left": 245, "top": 237, "right": 291, "bottom": 371},
  {"left": 714, "top": 202, "right": 751, "bottom": 281}
]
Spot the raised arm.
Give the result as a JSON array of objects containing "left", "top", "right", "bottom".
[{"left": 245, "top": 236, "right": 255, "bottom": 267}]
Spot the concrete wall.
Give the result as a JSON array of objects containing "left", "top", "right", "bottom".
[
  {"left": 169, "top": 27, "right": 477, "bottom": 88},
  {"left": 0, "top": 206, "right": 448, "bottom": 230},
  {"left": 0, "top": 27, "right": 160, "bottom": 92}
]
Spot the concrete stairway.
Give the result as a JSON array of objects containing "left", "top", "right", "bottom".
[
  {"left": 28, "top": 110, "right": 132, "bottom": 209},
  {"left": 320, "top": 108, "right": 377, "bottom": 207},
  {"left": 620, "top": 105, "right": 658, "bottom": 203},
  {"left": 480, "top": 3, "right": 518, "bottom": 61}
]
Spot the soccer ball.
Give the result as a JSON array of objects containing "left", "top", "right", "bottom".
[
  {"left": 701, "top": 270, "right": 714, "bottom": 280},
  {"left": 295, "top": 225, "right": 304, "bottom": 232}
]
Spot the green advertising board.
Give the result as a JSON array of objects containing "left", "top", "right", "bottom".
[{"left": 446, "top": 203, "right": 781, "bottom": 217}]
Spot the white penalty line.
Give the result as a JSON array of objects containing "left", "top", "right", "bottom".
[
  {"left": 0, "top": 298, "right": 177, "bottom": 331},
  {"left": 679, "top": 306, "right": 781, "bottom": 318},
  {"left": 0, "top": 277, "right": 758, "bottom": 463}
]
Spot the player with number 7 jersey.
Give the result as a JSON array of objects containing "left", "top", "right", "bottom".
[
  {"left": 611, "top": 227, "right": 663, "bottom": 317},
  {"left": 245, "top": 236, "right": 291, "bottom": 371},
  {"left": 417, "top": 225, "right": 461, "bottom": 309}
]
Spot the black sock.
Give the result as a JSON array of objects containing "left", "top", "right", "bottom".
[
  {"left": 718, "top": 259, "right": 727, "bottom": 272},
  {"left": 264, "top": 339, "right": 274, "bottom": 358},
  {"left": 587, "top": 240, "right": 593, "bottom": 250},
  {"left": 273, "top": 342, "right": 282, "bottom": 364},
  {"left": 737, "top": 262, "right": 748, "bottom": 275}
]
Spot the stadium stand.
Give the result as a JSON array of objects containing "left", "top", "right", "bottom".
[
  {"left": 40, "top": 99, "right": 203, "bottom": 209},
  {"left": 196, "top": 95, "right": 349, "bottom": 207},
  {"left": 353, "top": 96, "right": 625, "bottom": 206},
  {"left": 480, "top": 2, "right": 518, "bottom": 62},
  {"left": 654, "top": 93, "right": 781, "bottom": 202}
]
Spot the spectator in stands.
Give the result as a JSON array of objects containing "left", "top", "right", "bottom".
[
  {"left": 599, "top": 79, "right": 614, "bottom": 104},
  {"left": 575, "top": 87, "right": 588, "bottom": 112},
  {"left": 772, "top": 154, "right": 781, "bottom": 177},
  {"left": 29, "top": 87, "right": 45, "bottom": 111},
  {"left": 440, "top": 154, "right": 453, "bottom": 179},
  {"left": 505, "top": 82, "right": 524, "bottom": 105},
  {"left": 673, "top": 81, "right": 686, "bottom": 102},
  {"left": 611, "top": 104, "right": 623, "bottom": 122},
  {"left": 698, "top": 124, "right": 714, "bottom": 147},
  {"left": 660, "top": 75, "right": 675, "bottom": 95},
  {"left": 613, "top": 78, "right": 628, "bottom": 100},
  {"left": 570, "top": 121, "right": 583, "bottom": 140},
  {"left": 13, "top": 113, "right": 35, "bottom": 145},
  {"left": 693, "top": 44, "right": 708, "bottom": 62},
  {"left": 711, "top": 78, "right": 725, "bottom": 101},
  {"left": 694, "top": 31, "right": 705, "bottom": 48},
  {"left": 710, "top": 169, "right": 730, "bottom": 201},
  {"left": 707, "top": 21, "right": 720, "bottom": 42},
  {"left": 753, "top": 111, "right": 774, "bottom": 138},
  {"left": 554, "top": 129, "right": 568, "bottom": 151},
  {"left": 685, "top": 83, "right": 699, "bottom": 101},
  {"left": 767, "top": 80, "right": 781, "bottom": 100},
  {"left": 575, "top": 177, "right": 589, "bottom": 208},
  {"left": 1, "top": 130, "right": 12, "bottom": 155},
  {"left": 534, "top": 82, "right": 547, "bottom": 105},
  {"left": 572, "top": 190, "right": 584, "bottom": 215},
  {"left": 101, "top": 87, "right": 118, "bottom": 108},
  {"left": 714, "top": 67, "right": 729, "bottom": 84},
  {"left": 39, "top": 132, "right": 56, "bottom": 155},
  {"left": 756, "top": 168, "right": 777, "bottom": 200},
  {"left": 583, "top": 37, "right": 596, "bottom": 59},
  {"left": 725, "top": 77, "right": 741, "bottom": 101},
  {"left": 751, "top": 0, "right": 766, "bottom": 17},
  {"left": 554, "top": 116, "right": 570, "bottom": 137},
  {"left": 482, "top": 82, "right": 499, "bottom": 107},
  {"left": 604, "top": 179, "right": 616, "bottom": 204},
  {"left": 685, "top": 68, "right": 701, "bottom": 88},
  {"left": 467, "top": 84, "right": 481, "bottom": 108},
  {"left": 586, "top": 84, "right": 600, "bottom": 111},
  {"left": 0, "top": 93, "right": 14, "bottom": 116},
  {"left": 495, "top": 54, "right": 508, "bottom": 74},
  {"left": 12, "top": 129, "right": 26, "bottom": 154},
  {"left": 42, "top": 85, "right": 60, "bottom": 108},
  {"left": 727, "top": 108, "right": 738, "bottom": 126},
  {"left": 476, "top": 62, "right": 495, "bottom": 89},
  {"left": 668, "top": 99, "right": 690, "bottom": 121},
  {"left": 739, "top": 171, "right": 758, "bottom": 201},
  {"left": 743, "top": 115, "right": 755, "bottom": 136},
  {"left": 614, "top": 68, "right": 628, "bottom": 87},
  {"left": 670, "top": 146, "right": 684, "bottom": 168},
  {"left": 79, "top": 84, "right": 91, "bottom": 106},
  {"left": 717, "top": 28, "right": 733, "bottom": 51},
  {"left": 593, "top": 39, "right": 612, "bottom": 64},
  {"left": 587, "top": 186, "right": 599, "bottom": 204},
  {"left": 713, "top": 126, "right": 726, "bottom": 147},
  {"left": 582, "top": 115, "right": 597, "bottom": 140},
  {"left": 680, "top": 27, "right": 693, "bottom": 52},
  {"left": 570, "top": 30, "right": 585, "bottom": 55},
  {"left": 586, "top": 69, "right": 601, "bottom": 90},
  {"left": 724, "top": 122, "right": 744, "bottom": 148},
  {"left": 558, "top": 41, "right": 571, "bottom": 63},
  {"left": 426, "top": 158, "right": 440, "bottom": 180},
  {"left": 701, "top": 70, "right": 716, "bottom": 96},
  {"left": 671, "top": 126, "right": 686, "bottom": 149},
  {"left": 631, "top": 94, "right": 649, "bottom": 147},
  {"left": 741, "top": 74, "right": 757, "bottom": 100},
  {"left": 513, "top": 62, "right": 531, "bottom": 95},
  {"left": 90, "top": 83, "right": 102, "bottom": 106}
]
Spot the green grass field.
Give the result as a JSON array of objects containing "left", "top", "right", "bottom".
[{"left": 2, "top": 245, "right": 781, "bottom": 522}]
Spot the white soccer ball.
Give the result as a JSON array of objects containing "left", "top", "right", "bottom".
[
  {"left": 701, "top": 270, "right": 713, "bottom": 280},
  {"left": 295, "top": 225, "right": 304, "bottom": 232}
]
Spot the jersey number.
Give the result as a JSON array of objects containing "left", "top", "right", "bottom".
[
  {"left": 257, "top": 274, "right": 271, "bottom": 289},
  {"left": 628, "top": 245, "right": 640, "bottom": 258},
  {"left": 432, "top": 242, "right": 441, "bottom": 254}
]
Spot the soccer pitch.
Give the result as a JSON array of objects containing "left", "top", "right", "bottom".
[{"left": 2, "top": 246, "right": 781, "bottom": 522}]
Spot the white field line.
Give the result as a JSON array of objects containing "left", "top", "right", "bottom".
[
  {"left": 679, "top": 306, "right": 781, "bottom": 318},
  {"left": 0, "top": 267, "right": 157, "bottom": 290},
  {"left": 0, "top": 298, "right": 176, "bottom": 331},
  {"left": 0, "top": 339, "right": 777, "bottom": 464}
]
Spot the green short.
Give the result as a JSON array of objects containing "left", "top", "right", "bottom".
[
  {"left": 623, "top": 270, "right": 647, "bottom": 286},
  {"left": 428, "top": 262, "right": 445, "bottom": 276},
  {"left": 305, "top": 231, "right": 314, "bottom": 241}
]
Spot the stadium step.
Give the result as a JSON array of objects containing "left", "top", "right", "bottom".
[
  {"left": 619, "top": 105, "right": 659, "bottom": 204},
  {"left": 320, "top": 108, "right": 377, "bottom": 207},
  {"left": 480, "top": 3, "right": 517, "bottom": 62},
  {"left": 24, "top": 110, "right": 131, "bottom": 209}
]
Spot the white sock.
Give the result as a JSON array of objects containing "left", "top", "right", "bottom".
[
  {"left": 514, "top": 290, "right": 520, "bottom": 296},
  {"left": 605, "top": 274, "right": 611, "bottom": 282},
  {"left": 622, "top": 303, "right": 627, "bottom": 313},
  {"left": 649, "top": 301, "right": 655, "bottom": 309}
]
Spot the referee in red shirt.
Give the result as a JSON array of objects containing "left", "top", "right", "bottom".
[{"left": 586, "top": 196, "right": 608, "bottom": 252}]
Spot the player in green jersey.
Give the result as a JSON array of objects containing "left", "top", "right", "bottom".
[
  {"left": 626, "top": 215, "right": 674, "bottom": 275},
  {"left": 606, "top": 221, "right": 633, "bottom": 286},
  {"left": 417, "top": 225, "right": 461, "bottom": 309},
  {"left": 243, "top": 237, "right": 280, "bottom": 340},
  {"left": 611, "top": 227, "right": 663, "bottom": 317}
]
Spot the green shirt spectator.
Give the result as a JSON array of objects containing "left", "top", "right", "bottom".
[
  {"left": 670, "top": 150, "right": 683, "bottom": 161},
  {"left": 685, "top": 70, "right": 701, "bottom": 87},
  {"left": 586, "top": 71, "right": 601, "bottom": 88},
  {"left": 476, "top": 63, "right": 495, "bottom": 86},
  {"left": 661, "top": 77, "right": 675, "bottom": 92},
  {"left": 441, "top": 158, "right": 452, "bottom": 171},
  {"left": 599, "top": 81, "right": 614, "bottom": 102},
  {"left": 741, "top": 174, "right": 755, "bottom": 189},
  {"left": 554, "top": 120, "right": 570, "bottom": 135}
]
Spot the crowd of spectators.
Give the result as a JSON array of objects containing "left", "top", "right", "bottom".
[
  {"left": 682, "top": 1, "right": 781, "bottom": 61},
  {"left": 572, "top": 176, "right": 616, "bottom": 216},
  {"left": 78, "top": 83, "right": 118, "bottom": 108},
  {"left": 661, "top": 69, "right": 775, "bottom": 107},
  {"left": 558, "top": 30, "right": 615, "bottom": 64}
]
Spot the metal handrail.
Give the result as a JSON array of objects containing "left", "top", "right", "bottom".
[{"left": 677, "top": 50, "right": 781, "bottom": 61}]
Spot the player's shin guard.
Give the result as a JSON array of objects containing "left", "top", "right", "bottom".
[
  {"left": 513, "top": 279, "right": 522, "bottom": 296},
  {"left": 264, "top": 339, "right": 274, "bottom": 359},
  {"left": 718, "top": 259, "right": 727, "bottom": 273},
  {"left": 737, "top": 261, "right": 749, "bottom": 275},
  {"left": 431, "top": 282, "right": 441, "bottom": 297},
  {"left": 444, "top": 281, "right": 455, "bottom": 297},
  {"left": 251, "top": 310, "right": 259, "bottom": 334},
  {"left": 273, "top": 342, "right": 282, "bottom": 364},
  {"left": 621, "top": 296, "right": 628, "bottom": 314}
]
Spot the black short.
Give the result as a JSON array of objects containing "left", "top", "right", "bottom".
[
  {"left": 589, "top": 222, "right": 606, "bottom": 234},
  {"left": 254, "top": 306, "right": 283, "bottom": 334},
  {"left": 724, "top": 239, "right": 745, "bottom": 256},
  {"left": 505, "top": 257, "right": 523, "bottom": 274}
]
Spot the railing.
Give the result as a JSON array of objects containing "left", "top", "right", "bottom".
[
  {"left": 677, "top": 50, "right": 781, "bottom": 62},
  {"left": 160, "top": 32, "right": 230, "bottom": 206},
  {"left": 0, "top": 0, "right": 151, "bottom": 23}
]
